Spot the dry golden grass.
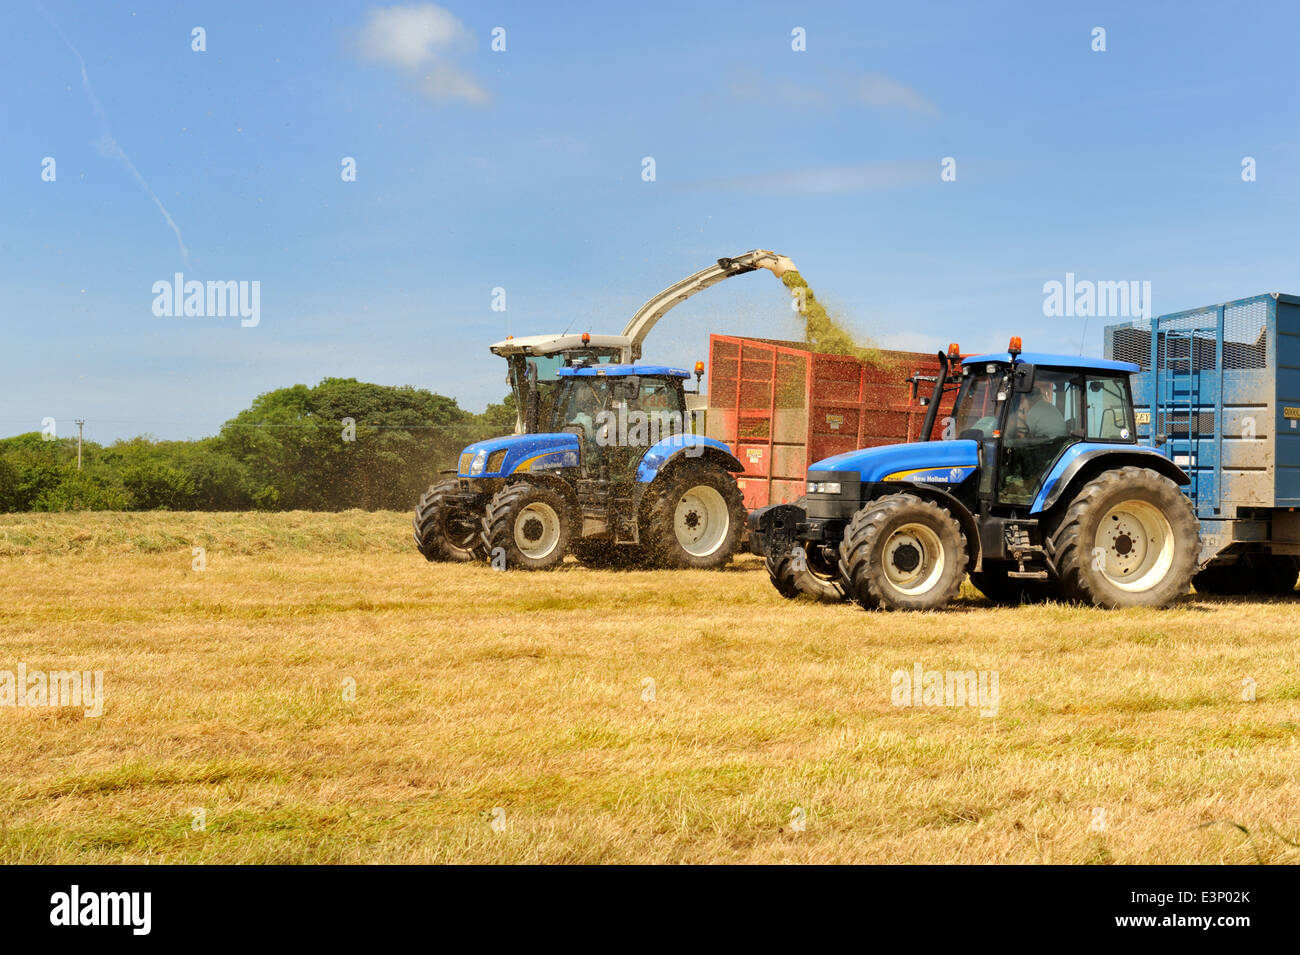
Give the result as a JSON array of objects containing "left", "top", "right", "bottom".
[{"left": 1, "top": 510, "right": 1298, "bottom": 864}]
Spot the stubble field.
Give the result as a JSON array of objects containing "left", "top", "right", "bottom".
[{"left": 1, "top": 510, "right": 1297, "bottom": 864}]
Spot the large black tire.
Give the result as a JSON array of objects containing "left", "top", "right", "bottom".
[
  {"left": 413, "top": 479, "right": 487, "bottom": 562},
  {"left": 968, "top": 562, "right": 1052, "bottom": 605},
  {"left": 1258, "top": 555, "right": 1300, "bottom": 595},
  {"left": 1048, "top": 466, "right": 1198, "bottom": 608},
  {"left": 838, "top": 493, "right": 968, "bottom": 611},
  {"left": 642, "top": 462, "right": 745, "bottom": 569},
  {"left": 482, "top": 482, "right": 572, "bottom": 571},
  {"left": 570, "top": 538, "right": 647, "bottom": 569},
  {"left": 765, "top": 551, "right": 847, "bottom": 602}
]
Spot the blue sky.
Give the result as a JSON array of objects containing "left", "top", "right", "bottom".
[{"left": 5, "top": 0, "right": 1300, "bottom": 442}]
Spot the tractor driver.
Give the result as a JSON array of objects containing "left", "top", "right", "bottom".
[
  {"left": 564, "top": 380, "right": 605, "bottom": 442},
  {"left": 1014, "top": 378, "right": 1068, "bottom": 439}
]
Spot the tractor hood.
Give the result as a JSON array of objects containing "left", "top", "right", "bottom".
[
  {"left": 809, "top": 439, "right": 979, "bottom": 486},
  {"left": 457, "top": 433, "right": 581, "bottom": 478}
]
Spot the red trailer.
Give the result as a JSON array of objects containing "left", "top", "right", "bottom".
[{"left": 704, "top": 335, "right": 958, "bottom": 510}]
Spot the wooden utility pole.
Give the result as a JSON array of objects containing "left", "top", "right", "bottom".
[{"left": 75, "top": 419, "right": 85, "bottom": 470}]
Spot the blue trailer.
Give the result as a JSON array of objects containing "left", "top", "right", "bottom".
[{"left": 1105, "top": 293, "right": 1300, "bottom": 594}]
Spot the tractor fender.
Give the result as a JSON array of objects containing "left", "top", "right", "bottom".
[
  {"left": 879, "top": 483, "right": 982, "bottom": 573},
  {"left": 1031, "top": 445, "right": 1190, "bottom": 514},
  {"left": 636, "top": 436, "right": 744, "bottom": 483}
]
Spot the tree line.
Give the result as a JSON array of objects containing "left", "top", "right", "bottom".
[{"left": 0, "top": 378, "right": 516, "bottom": 512}]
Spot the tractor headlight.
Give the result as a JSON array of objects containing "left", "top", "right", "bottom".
[
  {"left": 807, "top": 481, "right": 842, "bottom": 495},
  {"left": 470, "top": 450, "right": 488, "bottom": 475}
]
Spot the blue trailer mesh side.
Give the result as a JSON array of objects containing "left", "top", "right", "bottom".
[{"left": 1105, "top": 294, "right": 1291, "bottom": 563}]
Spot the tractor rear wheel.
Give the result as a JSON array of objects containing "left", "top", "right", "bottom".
[
  {"left": 839, "top": 494, "right": 967, "bottom": 611},
  {"left": 642, "top": 462, "right": 745, "bottom": 569},
  {"left": 483, "top": 482, "right": 572, "bottom": 571},
  {"left": 1049, "top": 466, "right": 1198, "bottom": 608},
  {"left": 413, "top": 479, "right": 487, "bottom": 562}
]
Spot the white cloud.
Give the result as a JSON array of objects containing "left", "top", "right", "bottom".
[
  {"left": 358, "top": 4, "right": 489, "bottom": 105},
  {"left": 728, "top": 70, "right": 938, "bottom": 117},
  {"left": 850, "top": 74, "right": 937, "bottom": 115}
]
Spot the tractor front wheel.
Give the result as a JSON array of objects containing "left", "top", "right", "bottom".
[
  {"left": 413, "top": 479, "right": 487, "bottom": 562},
  {"left": 643, "top": 463, "right": 745, "bottom": 569},
  {"left": 839, "top": 494, "right": 968, "bottom": 611},
  {"left": 1049, "top": 466, "right": 1198, "bottom": 608},
  {"left": 483, "top": 482, "right": 572, "bottom": 571}
]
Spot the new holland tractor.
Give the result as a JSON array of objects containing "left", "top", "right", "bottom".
[
  {"left": 413, "top": 251, "right": 796, "bottom": 570},
  {"left": 748, "top": 338, "right": 1201, "bottom": 610}
]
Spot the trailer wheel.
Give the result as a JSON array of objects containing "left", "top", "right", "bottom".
[
  {"left": 483, "top": 482, "right": 571, "bottom": 571},
  {"left": 839, "top": 493, "right": 967, "bottom": 611},
  {"left": 643, "top": 462, "right": 745, "bottom": 569},
  {"left": 1050, "top": 466, "right": 1198, "bottom": 608},
  {"left": 1195, "top": 554, "right": 1298, "bottom": 596},
  {"left": 1192, "top": 562, "right": 1251, "bottom": 596},
  {"left": 570, "top": 539, "right": 647, "bottom": 569},
  {"left": 413, "top": 479, "right": 487, "bottom": 562},
  {"left": 1259, "top": 555, "right": 1300, "bottom": 594}
]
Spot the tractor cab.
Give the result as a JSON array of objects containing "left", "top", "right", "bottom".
[
  {"left": 951, "top": 342, "right": 1140, "bottom": 509},
  {"left": 491, "top": 333, "right": 626, "bottom": 434},
  {"left": 550, "top": 365, "right": 693, "bottom": 480}
]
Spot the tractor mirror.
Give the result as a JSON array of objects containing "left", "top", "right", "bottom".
[
  {"left": 1012, "top": 363, "right": 1036, "bottom": 393},
  {"left": 611, "top": 377, "right": 640, "bottom": 401}
]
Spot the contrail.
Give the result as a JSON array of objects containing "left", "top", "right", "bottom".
[{"left": 35, "top": 1, "right": 189, "bottom": 260}]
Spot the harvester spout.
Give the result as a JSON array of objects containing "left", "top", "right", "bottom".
[{"left": 618, "top": 249, "right": 797, "bottom": 361}]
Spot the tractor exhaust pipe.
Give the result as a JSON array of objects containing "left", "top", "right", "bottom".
[{"left": 918, "top": 350, "right": 950, "bottom": 442}]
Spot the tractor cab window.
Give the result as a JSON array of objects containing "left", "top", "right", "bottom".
[
  {"left": 629, "top": 376, "right": 685, "bottom": 423},
  {"left": 998, "top": 369, "right": 1084, "bottom": 505},
  {"left": 1086, "top": 376, "right": 1135, "bottom": 441},
  {"left": 552, "top": 376, "right": 610, "bottom": 442},
  {"left": 952, "top": 365, "right": 1007, "bottom": 440}
]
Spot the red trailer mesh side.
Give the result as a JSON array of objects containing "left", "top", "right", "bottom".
[{"left": 706, "top": 335, "right": 956, "bottom": 509}]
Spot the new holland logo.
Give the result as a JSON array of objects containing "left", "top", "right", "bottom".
[
  {"left": 746, "top": 448, "right": 764, "bottom": 463},
  {"left": 1284, "top": 406, "right": 1300, "bottom": 421}
]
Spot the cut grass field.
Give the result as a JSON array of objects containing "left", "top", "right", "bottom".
[{"left": 1, "top": 510, "right": 1298, "bottom": 864}]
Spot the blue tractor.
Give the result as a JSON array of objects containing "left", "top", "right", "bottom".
[
  {"left": 748, "top": 338, "right": 1201, "bottom": 610},
  {"left": 414, "top": 364, "right": 746, "bottom": 570},
  {"left": 413, "top": 250, "right": 796, "bottom": 571}
]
